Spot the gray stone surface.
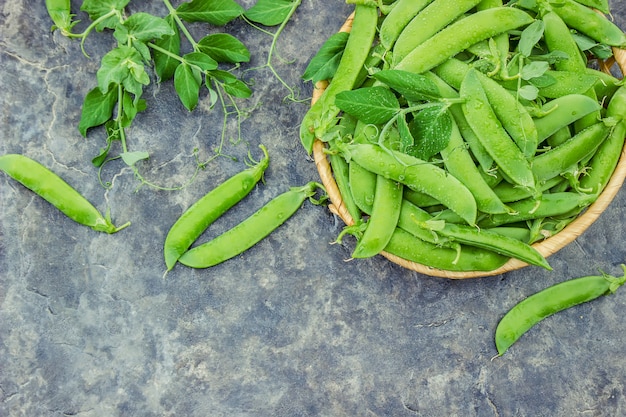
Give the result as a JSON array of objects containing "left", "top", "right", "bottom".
[{"left": 2, "top": 1, "right": 626, "bottom": 416}]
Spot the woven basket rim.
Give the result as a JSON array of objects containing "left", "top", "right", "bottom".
[{"left": 311, "top": 10, "right": 626, "bottom": 278}]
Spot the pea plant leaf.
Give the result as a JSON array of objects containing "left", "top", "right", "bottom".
[
  {"left": 176, "top": 0, "right": 244, "bottom": 26},
  {"left": 152, "top": 15, "right": 181, "bottom": 82},
  {"left": 78, "top": 87, "right": 119, "bottom": 137},
  {"left": 397, "top": 113, "right": 414, "bottom": 153},
  {"left": 183, "top": 52, "right": 219, "bottom": 71},
  {"left": 221, "top": 79, "right": 252, "bottom": 98},
  {"left": 335, "top": 86, "right": 400, "bottom": 125},
  {"left": 80, "top": 0, "right": 129, "bottom": 31},
  {"left": 113, "top": 13, "right": 174, "bottom": 45},
  {"left": 302, "top": 32, "right": 349, "bottom": 83},
  {"left": 121, "top": 151, "right": 150, "bottom": 167},
  {"left": 174, "top": 63, "right": 202, "bottom": 111},
  {"left": 518, "top": 20, "right": 544, "bottom": 58},
  {"left": 197, "top": 33, "right": 251, "bottom": 64},
  {"left": 407, "top": 106, "right": 452, "bottom": 161},
  {"left": 244, "top": 0, "right": 296, "bottom": 26},
  {"left": 96, "top": 46, "right": 147, "bottom": 94},
  {"left": 372, "top": 70, "right": 441, "bottom": 102}
]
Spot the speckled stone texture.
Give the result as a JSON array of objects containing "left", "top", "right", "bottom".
[{"left": 2, "top": 1, "right": 626, "bottom": 416}]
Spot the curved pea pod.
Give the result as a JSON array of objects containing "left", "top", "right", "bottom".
[
  {"left": 299, "top": 5, "right": 378, "bottom": 154},
  {"left": 579, "top": 86, "right": 626, "bottom": 195},
  {"left": 460, "top": 69, "right": 536, "bottom": 190},
  {"left": 401, "top": 201, "right": 550, "bottom": 269},
  {"left": 0, "top": 153, "right": 129, "bottom": 233},
  {"left": 384, "top": 228, "right": 509, "bottom": 272},
  {"left": 163, "top": 145, "right": 269, "bottom": 271},
  {"left": 533, "top": 94, "right": 602, "bottom": 142},
  {"left": 394, "top": 7, "right": 534, "bottom": 74},
  {"left": 379, "top": 0, "right": 434, "bottom": 50},
  {"left": 351, "top": 175, "right": 403, "bottom": 259},
  {"left": 495, "top": 265, "right": 626, "bottom": 356},
  {"left": 178, "top": 182, "right": 322, "bottom": 269},
  {"left": 477, "top": 192, "right": 597, "bottom": 228},
  {"left": 532, "top": 120, "right": 612, "bottom": 183},
  {"left": 341, "top": 143, "right": 478, "bottom": 226},
  {"left": 392, "top": 0, "right": 483, "bottom": 64},
  {"left": 549, "top": 0, "right": 626, "bottom": 48}
]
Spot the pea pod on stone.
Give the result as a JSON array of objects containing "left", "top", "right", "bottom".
[
  {"left": 0, "top": 153, "right": 129, "bottom": 233},
  {"left": 179, "top": 182, "right": 323, "bottom": 269},
  {"left": 163, "top": 145, "right": 269, "bottom": 271},
  {"left": 495, "top": 265, "right": 626, "bottom": 355}
]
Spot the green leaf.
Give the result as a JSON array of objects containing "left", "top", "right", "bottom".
[
  {"left": 407, "top": 106, "right": 452, "bottom": 161},
  {"left": 176, "top": 0, "right": 244, "bottom": 25},
  {"left": 520, "top": 61, "right": 549, "bottom": 80},
  {"left": 244, "top": 0, "right": 296, "bottom": 26},
  {"left": 121, "top": 91, "right": 146, "bottom": 128},
  {"left": 302, "top": 32, "right": 349, "bottom": 83},
  {"left": 97, "top": 46, "right": 146, "bottom": 94},
  {"left": 518, "top": 84, "right": 539, "bottom": 101},
  {"left": 518, "top": 19, "right": 544, "bottom": 57},
  {"left": 174, "top": 64, "right": 201, "bottom": 111},
  {"left": 222, "top": 79, "right": 252, "bottom": 98},
  {"left": 113, "top": 13, "right": 174, "bottom": 44},
  {"left": 197, "top": 33, "right": 250, "bottom": 63},
  {"left": 208, "top": 69, "right": 238, "bottom": 84},
  {"left": 152, "top": 15, "right": 181, "bottom": 81},
  {"left": 372, "top": 70, "right": 441, "bottom": 102},
  {"left": 78, "top": 86, "right": 119, "bottom": 137},
  {"left": 121, "top": 151, "right": 150, "bottom": 167},
  {"left": 183, "top": 52, "right": 218, "bottom": 71},
  {"left": 335, "top": 86, "right": 400, "bottom": 125},
  {"left": 80, "top": 0, "right": 128, "bottom": 31}
]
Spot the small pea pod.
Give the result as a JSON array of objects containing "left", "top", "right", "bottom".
[
  {"left": 351, "top": 175, "right": 403, "bottom": 259},
  {"left": 495, "top": 265, "right": 626, "bottom": 356},
  {"left": 0, "top": 153, "right": 129, "bottom": 233},
  {"left": 163, "top": 145, "right": 269, "bottom": 271},
  {"left": 571, "top": 0, "right": 609, "bottom": 14},
  {"left": 178, "top": 182, "right": 323, "bottom": 269}
]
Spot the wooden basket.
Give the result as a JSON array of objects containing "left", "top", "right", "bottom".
[{"left": 311, "top": 12, "right": 626, "bottom": 278}]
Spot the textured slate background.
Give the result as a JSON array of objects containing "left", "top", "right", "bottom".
[{"left": 2, "top": 1, "right": 626, "bottom": 416}]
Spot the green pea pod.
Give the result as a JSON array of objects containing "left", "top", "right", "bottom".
[
  {"left": 394, "top": 7, "right": 534, "bottom": 74},
  {"left": 549, "top": 0, "right": 626, "bottom": 48},
  {"left": 392, "top": 0, "right": 483, "bottom": 64},
  {"left": 0, "top": 153, "right": 129, "bottom": 233},
  {"left": 300, "top": 4, "right": 378, "bottom": 154},
  {"left": 163, "top": 145, "right": 269, "bottom": 271},
  {"left": 579, "top": 86, "right": 626, "bottom": 195},
  {"left": 532, "top": 120, "right": 611, "bottom": 183},
  {"left": 178, "top": 182, "right": 322, "bottom": 269},
  {"left": 533, "top": 94, "right": 602, "bottom": 142},
  {"left": 460, "top": 69, "right": 536, "bottom": 190},
  {"left": 495, "top": 265, "right": 626, "bottom": 356},
  {"left": 379, "top": 0, "right": 434, "bottom": 50},
  {"left": 572, "top": 0, "right": 609, "bottom": 14},
  {"left": 341, "top": 143, "right": 478, "bottom": 225},
  {"left": 45, "top": 0, "right": 75, "bottom": 35},
  {"left": 351, "top": 175, "right": 403, "bottom": 259},
  {"left": 384, "top": 228, "right": 509, "bottom": 272}
]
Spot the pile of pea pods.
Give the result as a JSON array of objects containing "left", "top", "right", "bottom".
[{"left": 300, "top": 0, "right": 626, "bottom": 273}]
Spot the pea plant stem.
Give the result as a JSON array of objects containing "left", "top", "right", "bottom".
[{"left": 161, "top": 0, "right": 199, "bottom": 51}]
